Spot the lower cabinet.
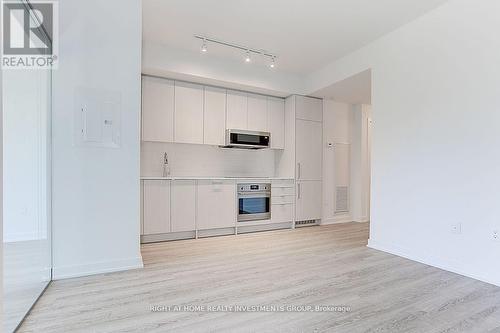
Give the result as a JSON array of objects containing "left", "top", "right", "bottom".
[
  {"left": 196, "top": 180, "right": 236, "bottom": 230},
  {"left": 271, "top": 203, "right": 294, "bottom": 223},
  {"left": 143, "top": 180, "right": 171, "bottom": 234},
  {"left": 142, "top": 179, "right": 297, "bottom": 241},
  {"left": 171, "top": 180, "right": 196, "bottom": 232},
  {"left": 296, "top": 180, "right": 322, "bottom": 221},
  {"left": 271, "top": 180, "right": 295, "bottom": 224}
]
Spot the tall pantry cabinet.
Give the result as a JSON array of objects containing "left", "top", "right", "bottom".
[{"left": 286, "top": 95, "right": 323, "bottom": 222}]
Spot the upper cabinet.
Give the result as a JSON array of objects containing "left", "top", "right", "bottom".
[
  {"left": 247, "top": 93, "right": 268, "bottom": 132},
  {"left": 226, "top": 90, "right": 247, "bottom": 130},
  {"left": 204, "top": 86, "right": 226, "bottom": 146},
  {"left": 141, "top": 76, "right": 285, "bottom": 149},
  {"left": 268, "top": 97, "right": 285, "bottom": 149},
  {"left": 296, "top": 96, "right": 323, "bottom": 122},
  {"left": 141, "top": 76, "right": 174, "bottom": 142},
  {"left": 174, "top": 81, "right": 204, "bottom": 144}
]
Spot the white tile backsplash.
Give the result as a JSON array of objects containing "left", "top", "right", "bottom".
[{"left": 141, "top": 142, "right": 276, "bottom": 178}]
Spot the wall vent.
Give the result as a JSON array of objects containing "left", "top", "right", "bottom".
[
  {"left": 295, "top": 220, "right": 317, "bottom": 227},
  {"left": 335, "top": 186, "right": 349, "bottom": 213}
]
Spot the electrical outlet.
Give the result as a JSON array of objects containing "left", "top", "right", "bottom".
[
  {"left": 493, "top": 230, "right": 499, "bottom": 242},
  {"left": 451, "top": 223, "right": 462, "bottom": 234}
]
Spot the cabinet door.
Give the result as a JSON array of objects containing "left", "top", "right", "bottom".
[
  {"left": 296, "top": 180, "right": 322, "bottom": 221},
  {"left": 271, "top": 204, "right": 294, "bottom": 223},
  {"left": 140, "top": 181, "right": 144, "bottom": 235},
  {"left": 247, "top": 93, "right": 268, "bottom": 132},
  {"left": 142, "top": 76, "right": 174, "bottom": 142},
  {"left": 226, "top": 90, "right": 247, "bottom": 130},
  {"left": 143, "top": 180, "right": 171, "bottom": 234},
  {"left": 171, "top": 180, "right": 196, "bottom": 232},
  {"left": 197, "top": 180, "right": 236, "bottom": 230},
  {"left": 204, "top": 86, "right": 226, "bottom": 146},
  {"left": 296, "top": 96, "right": 323, "bottom": 122},
  {"left": 268, "top": 97, "right": 285, "bottom": 149},
  {"left": 174, "top": 81, "right": 204, "bottom": 144},
  {"left": 296, "top": 119, "right": 322, "bottom": 180}
]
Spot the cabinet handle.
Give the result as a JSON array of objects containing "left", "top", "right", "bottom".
[
  {"left": 297, "top": 183, "right": 301, "bottom": 199},
  {"left": 297, "top": 163, "right": 301, "bottom": 179}
]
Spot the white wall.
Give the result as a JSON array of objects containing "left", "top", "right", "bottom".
[
  {"left": 322, "top": 100, "right": 352, "bottom": 224},
  {"left": 350, "top": 104, "right": 371, "bottom": 222},
  {"left": 52, "top": 0, "right": 142, "bottom": 279},
  {"left": 141, "top": 142, "right": 275, "bottom": 178},
  {"left": 308, "top": 0, "right": 500, "bottom": 286}
]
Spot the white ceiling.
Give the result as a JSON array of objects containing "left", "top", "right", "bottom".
[
  {"left": 143, "top": 0, "right": 449, "bottom": 76},
  {"left": 313, "top": 69, "right": 371, "bottom": 104}
]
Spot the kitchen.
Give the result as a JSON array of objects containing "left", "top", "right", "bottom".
[{"left": 140, "top": 75, "right": 323, "bottom": 243}]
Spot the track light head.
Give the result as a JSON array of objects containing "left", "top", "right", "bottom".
[
  {"left": 269, "top": 57, "right": 276, "bottom": 69},
  {"left": 245, "top": 50, "right": 251, "bottom": 63},
  {"left": 201, "top": 39, "right": 207, "bottom": 53}
]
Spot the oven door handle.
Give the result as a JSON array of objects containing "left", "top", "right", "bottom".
[{"left": 238, "top": 193, "right": 271, "bottom": 198}]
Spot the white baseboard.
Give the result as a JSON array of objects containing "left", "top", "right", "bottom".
[
  {"left": 321, "top": 216, "right": 353, "bottom": 225},
  {"left": 367, "top": 239, "right": 500, "bottom": 287},
  {"left": 53, "top": 256, "right": 144, "bottom": 280}
]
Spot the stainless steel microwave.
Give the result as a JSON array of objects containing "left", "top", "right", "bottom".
[{"left": 222, "top": 129, "right": 270, "bottom": 149}]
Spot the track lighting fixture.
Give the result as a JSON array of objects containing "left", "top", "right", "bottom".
[{"left": 195, "top": 35, "right": 277, "bottom": 70}]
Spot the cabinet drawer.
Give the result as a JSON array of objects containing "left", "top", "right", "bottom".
[
  {"left": 271, "top": 204, "right": 294, "bottom": 223},
  {"left": 272, "top": 186, "right": 294, "bottom": 197},
  {"left": 272, "top": 180, "right": 294, "bottom": 188},
  {"left": 271, "top": 195, "right": 294, "bottom": 205}
]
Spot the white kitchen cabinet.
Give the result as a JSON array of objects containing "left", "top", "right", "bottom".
[
  {"left": 226, "top": 90, "right": 247, "bottom": 130},
  {"left": 296, "top": 96, "right": 323, "bottom": 122},
  {"left": 272, "top": 186, "right": 295, "bottom": 197},
  {"left": 197, "top": 180, "right": 236, "bottom": 230},
  {"left": 268, "top": 97, "right": 285, "bottom": 149},
  {"left": 247, "top": 93, "right": 268, "bottom": 132},
  {"left": 271, "top": 204, "right": 294, "bottom": 223},
  {"left": 140, "top": 181, "right": 144, "bottom": 235},
  {"left": 174, "top": 81, "right": 204, "bottom": 144},
  {"left": 204, "top": 86, "right": 226, "bottom": 145},
  {"left": 296, "top": 180, "right": 322, "bottom": 221},
  {"left": 141, "top": 76, "right": 174, "bottom": 142},
  {"left": 143, "top": 180, "right": 171, "bottom": 234},
  {"left": 171, "top": 180, "right": 196, "bottom": 232},
  {"left": 272, "top": 195, "right": 294, "bottom": 204},
  {"left": 296, "top": 119, "right": 322, "bottom": 180}
]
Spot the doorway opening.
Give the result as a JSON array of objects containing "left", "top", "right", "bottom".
[{"left": 312, "top": 69, "right": 372, "bottom": 225}]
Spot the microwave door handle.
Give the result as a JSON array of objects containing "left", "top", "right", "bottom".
[{"left": 297, "top": 162, "right": 301, "bottom": 179}]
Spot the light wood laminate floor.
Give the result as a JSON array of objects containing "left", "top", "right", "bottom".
[{"left": 19, "top": 223, "right": 500, "bottom": 332}]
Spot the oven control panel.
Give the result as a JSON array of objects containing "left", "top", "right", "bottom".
[{"left": 238, "top": 183, "right": 271, "bottom": 192}]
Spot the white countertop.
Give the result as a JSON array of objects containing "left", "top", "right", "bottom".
[{"left": 141, "top": 176, "right": 294, "bottom": 181}]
